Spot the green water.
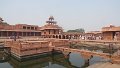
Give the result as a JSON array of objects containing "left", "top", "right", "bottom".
[{"left": 0, "top": 50, "right": 109, "bottom": 68}]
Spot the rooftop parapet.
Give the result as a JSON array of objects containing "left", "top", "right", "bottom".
[{"left": 102, "top": 25, "right": 120, "bottom": 32}]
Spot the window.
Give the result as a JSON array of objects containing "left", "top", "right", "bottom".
[
  {"left": 27, "top": 27, "right": 30, "bottom": 29},
  {"left": 23, "top": 26, "right": 26, "bottom": 29},
  {"left": 31, "top": 27, "right": 34, "bottom": 30}
]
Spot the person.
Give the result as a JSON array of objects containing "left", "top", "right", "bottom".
[{"left": 14, "top": 36, "right": 16, "bottom": 41}]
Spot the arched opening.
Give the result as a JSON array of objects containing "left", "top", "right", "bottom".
[
  {"left": 56, "top": 35, "right": 58, "bottom": 38},
  {"left": 62, "top": 35, "right": 65, "bottom": 39},
  {"left": 59, "top": 35, "right": 61, "bottom": 39},
  {"left": 53, "top": 35, "right": 55, "bottom": 38},
  {"left": 66, "top": 35, "right": 69, "bottom": 39}
]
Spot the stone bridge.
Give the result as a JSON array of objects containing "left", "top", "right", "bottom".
[
  {"left": 49, "top": 41, "right": 120, "bottom": 64},
  {"left": 53, "top": 47, "right": 110, "bottom": 58},
  {"left": 53, "top": 47, "right": 120, "bottom": 64}
]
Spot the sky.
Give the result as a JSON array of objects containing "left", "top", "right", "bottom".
[{"left": 0, "top": 0, "right": 120, "bottom": 32}]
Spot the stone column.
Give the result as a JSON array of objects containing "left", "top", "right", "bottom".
[
  {"left": 23, "top": 32, "right": 25, "bottom": 36},
  {"left": 57, "top": 30, "right": 58, "bottom": 34},
  {"left": 1, "top": 31, "right": 3, "bottom": 37},
  {"left": 34, "top": 32, "right": 35, "bottom": 36},
  {"left": 29, "top": 32, "right": 31, "bottom": 36},
  {"left": 6, "top": 31, "right": 8, "bottom": 37},
  {"left": 57, "top": 35, "right": 59, "bottom": 39},
  {"left": 16, "top": 32, "right": 18, "bottom": 37},
  {"left": 53, "top": 30, "right": 55, "bottom": 34},
  {"left": 21, "top": 32, "right": 23, "bottom": 36},
  {"left": 65, "top": 35, "right": 66, "bottom": 39},
  {"left": 25, "top": 32, "right": 27, "bottom": 36},
  {"left": 0, "top": 31, "right": 1, "bottom": 37},
  {"left": 58, "top": 35, "right": 60, "bottom": 39},
  {"left": 49, "top": 30, "right": 50, "bottom": 34},
  {"left": 61, "top": 35, "right": 62, "bottom": 39}
]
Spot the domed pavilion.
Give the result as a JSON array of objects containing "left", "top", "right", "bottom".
[{"left": 40, "top": 16, "right": 63, "bottom": 38}]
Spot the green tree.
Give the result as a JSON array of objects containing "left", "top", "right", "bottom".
[{"left": 67, "top": 28, "right": 85, "bottom": 33}]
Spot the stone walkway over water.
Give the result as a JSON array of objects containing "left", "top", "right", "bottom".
[
  {"left": 50, "top": 44, "right": 120, "bottom": 64},
  {"left": 3, "top": 38, "right": 120, "bottom": 64}
]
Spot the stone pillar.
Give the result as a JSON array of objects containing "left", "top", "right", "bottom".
[
  {"left": 65, "top": 35, "right": 66, "bottom": 39},
  {"left": 30, "top": 32, "right": 31, "bottom": 36},
  {"left": 1, "top": 31, "right": 3, "bottom": 37},
  {"left": 49, "top": 30, "right": 50, "bottom": 34},
  {"left": 50, "top": 30, "right": 51, "bottom": 34},
  {"left": 61, "top": 35, "right": 62, "bottom": 39},
  {"left": 26, "top": 32, "right": 27, "bottom": 36},
  {"left": 16, "top": 32, "right": 18, "bottom": 37},
  {"left": 54, "top": 30, "right": 56, "bottom": 34},
  {"left": 25, "top": 32, "right": 27, "bottom": 36},
  {"left": 6, "top": 31, "right": 8, "bottom": 37},
  {"left": 23, "top": 32, "right": 25, "bottom": 36},
  {"left": 22, "top": 32, "right": 23, "bottom": 36},
  {"left": 57, "top": 35, "right": 59, "bottom": 39},
  {"left": 4, "top": 31, "right": 7, "bottom": 37},
  {"left": 34, "top": 32, "right": 35, "bottom": 36},
  {"left": 58, "top": 35, "right": 60, "bottom": 39},
  {"left": 27, "top": 32, "right": 29, "bottom": 36},
  {"left": 35, "top": 32, "right": 37, "bottom": 36},
  {"left": 0, "top": 31, "right": 1, "bottom": 37},
  {"left": 57, "top": 30, "right": 59, "bottom": 34}
]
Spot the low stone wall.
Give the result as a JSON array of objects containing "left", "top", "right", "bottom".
[{"left": 4, "top": 40, "right": 51, "bottom": 58}]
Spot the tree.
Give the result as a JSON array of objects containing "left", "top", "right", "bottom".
[{"left": 67, "top": 28, "right": 85, "bottom": 33}]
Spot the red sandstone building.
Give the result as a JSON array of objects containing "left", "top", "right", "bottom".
[
  {"left": 0, "top": 16, "right": 120, "bottom": 41},
  {"left": 102, "top": 25, "right": 120, "bottom": 41},
  {"left": 0, "top": 17, "right": 41, "bottom": 37},
  {"left": 0, "top": 16, "right": 84, "bottom": 39},
  {"left": 40, "top": 16, "right": 83, "bottom": 39},
  {"left": 40, "top": 16, "right": 63, "bottom": 38}
]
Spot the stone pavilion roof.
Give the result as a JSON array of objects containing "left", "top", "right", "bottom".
[{"left": 40, "top": 24, "right": 62, "bottom": 30}]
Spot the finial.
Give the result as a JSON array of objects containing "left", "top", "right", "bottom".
[{"left": 49, "top": 16, "right": 54, "bottom": 21}]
